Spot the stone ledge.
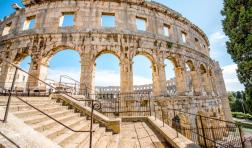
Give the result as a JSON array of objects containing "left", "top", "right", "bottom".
[
  {"left": 122, "top": 116, "right": 200, "bottom": 148},
  {"left": 50, "top": 93, "right": 121, "bottom": 134}
]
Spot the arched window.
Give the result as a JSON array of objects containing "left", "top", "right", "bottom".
[
  {"left": 95, "top": 53, "right": 120, "bottom": 93},
  {"left": 133, "top": 55, "right": 152, "bottom": 93}
]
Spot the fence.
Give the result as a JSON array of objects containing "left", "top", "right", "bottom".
[
  {"left": 153, "top": 100, "right": 246, "bottom": 148},
  {"left": 87, "top": 92, "right": 152, "bottom": 117}
]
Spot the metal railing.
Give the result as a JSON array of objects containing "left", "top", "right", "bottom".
[
  {"left": 153, "top": 100, "right": 247, "bottom": 148},
  {"left": 87, "top": 92, "right": 152, "bottom": 117},
  {"left": 0, "top": 58, "right": 101, "bottom": 148}
]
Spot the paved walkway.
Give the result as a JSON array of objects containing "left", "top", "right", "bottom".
[{"left": 119, "top": 122, "right": 171, "bottom": 148}]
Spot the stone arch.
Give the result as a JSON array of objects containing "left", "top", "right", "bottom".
[
  {"left": 185, "top": 60, "right": 195, "bottom": 71},
  {"left": 94, "top": 50, "right": 121, "bottom": 87},
  {"left": 94, "top": 49, "right": 121, "bottom": 65},
  {"left": 164, "top": 56, "right": 179, "bottom": 96},
  {"left": 12, "top": 51, "right": 30, "bottom": 65},
  {"left": 199, "top": 63, "right": 213, "bottom": 95},
  {"left": 132, "top": 50, "right": 159, "bottom": 95},
  {"left": 199, "top": 64, "right": 207, "bottom": 74},
  {"left": 132, "top": 50, "right": 157, "bottom": 65},
  {"left": 165, "top": 56, "right": 180, "bottom": 68},
  {"left": 41, "top": 45, "right": 80, "bottom": 64},
  {"left": 183, "top": 59, "right": 196, "bottom": 95}
]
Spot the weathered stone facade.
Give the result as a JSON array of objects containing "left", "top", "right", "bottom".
[{"left": 0, "top": 0, "right": 232, "bottom": 121}]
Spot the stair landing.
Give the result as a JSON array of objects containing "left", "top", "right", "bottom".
[{"left": 119, "top": 122, "right": 171, "bottom": 148}]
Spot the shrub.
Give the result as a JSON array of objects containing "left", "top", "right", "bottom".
[{"left": 232, "top": 112, "right": 252, "bottom": 120}]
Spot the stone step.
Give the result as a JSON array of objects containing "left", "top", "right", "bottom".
[
  {"left": 9, "top": 102, "right": 62, "bottom": 112},
  {"left": 32, "top": 113, "right": 80, "bottom": 132},
  {"left": 106, "top": 133, "right": 120, "bottom": 148},
  {"left": 44, "top": 117, "right": 86, "bottom": 139},
  {"left": 80, "top": 126, "right": 106, "bottom": 148},
  {"left": 93, "top": 131, "right": 113, "bottom": 148},
  {"left": 56, "top": 124, "right": 100, "bottom": 147},
  {"left": 12, "top": 106, "right": 68, "bottom": 118},
  {"left": 0, "top": 97, "right": 53, "bottom": 104},
  {"left": 24, "top": 110, "right": 74, "bottom": 124}
]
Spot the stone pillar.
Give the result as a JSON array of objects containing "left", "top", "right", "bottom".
[
  {"left": 0, "top": 62, "right": 13, "bottom": 89},
  {"left": 214, "top": 63, "right": 233, "bottom": 122},
  {"left": 80, "top": 52, "right": 95, "bottom": 95},
  {"left": 26, "top": 58, "right": 48, "bottom": 90},
  {"left": 190, "top": 70, "right": 201, "bottom": 96},
  {"left": 174, "top": 67, "right": 186, "bottom": 96},
  {"left": 152, "top": 64, "right": 161, "bottom": 96},
  {"left": 158, "top": 63, "right": 167, "bottom": 95},
  {"left": 209, "top": 75, "right": 217, "bottom": 95},
  {"left": 120, "top": 58, "right": 133, "bottom": 94}
]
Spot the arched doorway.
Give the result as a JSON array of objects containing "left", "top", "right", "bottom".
[
  {"left": 199, "top": 64, "right": 208, "bottom": 95},
  {"left": 94, "top": 53, "right": 120, "bottom": 93},
  {"left": 13, "top": 56, "right": 31, "bottom": 91},
  {"left": 185, "top": 60, "right": 200, "bottom": 96},
  {"left": 46, "top": 49, "right": 81, "bottom": 94},
  {"left": 185, "top": 61, "right": 194, "bottom": 95},
  {"left": 132, "top": 55, "right": 153, "bottom": 94},
  {"left": 164, "top": 58, "right": 176, "bottom": 96}
]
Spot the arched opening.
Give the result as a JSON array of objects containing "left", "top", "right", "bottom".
[
  {"left": 94, "top": 53, "right": 120, "bottom": 93},
  {"left": 199, "top": 64, "right": 207, "bottom": 95},
  {"left": 185, "top": 60, "right": 195, "bottom": 95},
  {"left": 164, "top": 58, "right": 176, "bottom": 96},
  {"left": 133, "top": 55, "right": 153, "bottom": 94},
  {"left": 185, "top": 60, "right": 199, "bottom": 96},
  {"left": 14, "top": 56, "right": 31, "bottom": 91},
  {"left": 47, "top": 49, "right": 80, "bottom": 94}
]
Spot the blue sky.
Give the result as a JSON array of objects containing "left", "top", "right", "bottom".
[{"left": 0, "top": 0, "right": 244, "bottom": 91}]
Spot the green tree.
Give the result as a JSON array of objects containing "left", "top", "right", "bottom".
[{"left": 222, "top": 0, "right": 252, "bottom": 114}]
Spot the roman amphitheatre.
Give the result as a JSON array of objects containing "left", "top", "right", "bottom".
[{"left": 0, "top": 0, "right": 247, "bottom": 148}]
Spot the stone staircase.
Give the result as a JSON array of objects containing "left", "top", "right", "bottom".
[
  {"left": 0, "top": 96, "right": 171, "bottom": 148},
  {"left": 0, "top": 96, "right": 118, "bottom": 148}
]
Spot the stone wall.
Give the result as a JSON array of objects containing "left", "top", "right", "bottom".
[{"left": 0, "top": 0, "right": 232, "bottom": 121}]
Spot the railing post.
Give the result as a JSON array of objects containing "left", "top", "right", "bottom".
[
  {"left": 238, "top": 124, "right": 245, "bottom": 148},
  {"left": 199, "top": 115, "right": 207, "bottom": 148},
  {"left": 154, "top": 104, "right": 156, "bottom": 120},
  {"left": 160, "top": 105, "right": 164, "bottom": 127},
  {"left": 148, "top": 92, "right": 151, "bottom": 116},
  {"left": 3, "top": 67, "right": 18, "bottom": 123},
  {"left": 173, "top": 105, "right": 178, "bottom": 138},
  {"left": 89, "top": 100, "right": 94, "bottom": 148}
]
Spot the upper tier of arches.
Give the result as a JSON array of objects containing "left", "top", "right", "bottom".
[{"left": 0, "top": 0, "right": 210, "bottom": 57}]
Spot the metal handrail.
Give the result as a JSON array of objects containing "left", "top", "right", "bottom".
[
  {"left": 0, "top": 57, "right": 102, "bottom": 148},
  {"left": 0, "top": 86, "right": 97, "bottom": 132},
  {"left": 0, "top": 57, "right": 96, "bottom": 103},
  {"left": 0, "top": 131, "right": 20, "bottom": 148}
]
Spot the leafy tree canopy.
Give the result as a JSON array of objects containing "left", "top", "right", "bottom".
[{"left": 222, "top": 0, "right": 252, "bottom": 113}]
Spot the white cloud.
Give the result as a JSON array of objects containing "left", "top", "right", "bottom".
[
  {"left": 209, "top": 31, "right": 227, "bottom": 44},
  {"left": 209, "top": 31, "right": 228, "bottom": 58},
  {"left": 222, "top": 64, "right": 244, "bottom": 91}
]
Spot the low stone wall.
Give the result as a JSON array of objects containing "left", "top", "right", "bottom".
[{"left": 50, "top": 93, "right": 121, "bottom": 134}]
